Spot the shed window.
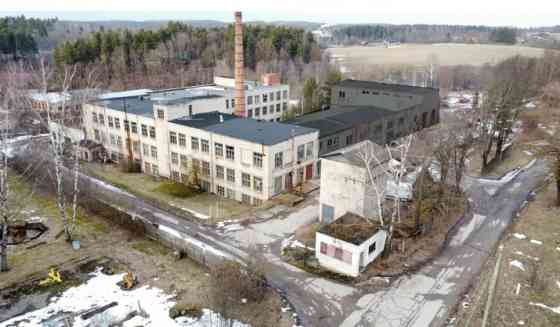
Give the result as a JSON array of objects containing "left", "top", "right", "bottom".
[
  {"left": 369, "top": 242, "right": 376, "bottom": 254},
  {"left": 320, "top": 242, "right": 327, "bottom": 254}
]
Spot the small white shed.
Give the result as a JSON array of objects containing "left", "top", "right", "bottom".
[{"left": 315, "top": 213, "right": 387, "bottom": 277}]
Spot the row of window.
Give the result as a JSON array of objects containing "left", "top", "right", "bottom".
[
  {"left": 226, "top": 90, "right": 288, "bottom": 109},
  {"left": 247, "top": 102, "right": 288, "bottom": 118},
  {"left": 170, "top": 135, "right": 266, "bottom": 168},
  {"left": 92, "top": 112, "right": 156, "bottom": 139}
]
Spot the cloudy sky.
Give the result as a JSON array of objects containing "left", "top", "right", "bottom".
[{"left": 2, "top": 0, "right": 559, "bottom": 27}]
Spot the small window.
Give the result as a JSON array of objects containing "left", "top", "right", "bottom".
[
  {"left": 247, "top": 96, "right": 253, "bottom": 105},
  {"left": 157, "top": 109, "right": 165, "bottom": 120},
  {"left": 215, "top": 143, "right": 224, "bottom": 157},
  {"left": 253, "top": 176, "right": 263, "bottom": 193},
  {"left": 179, "top": 133, "right": 186, "bottom": 147},
  {"left": 242, "top": 173, "right": 251, "bottom": 187},
  {"left": 253, "top": 152, "right": 263, "bottom": 168},
  {"left": 201, "top": 139, "right": 209, "bottom": 153},
  {"left": 171, "top": 152, "right": 179, "bottom": 165},
  {"left": 227, "top": 168, "right": 235, "bottom": 183},
  {"left": 191, "top": 137, "right": 199, "bottom": 151},
  {"left": 334, "top": 247, "right": 343, "bottom": 260},
  {"left": 297, "top": 145, "right": 305, "bottom": 161},
  {"left": 141, "top": 124, "right": 148, "bottom": 136},
  {"left": 263, "top": 106, "right": 267, "bottom": 115},
  {"left": 217, "top": 185, "right": 225, "bottom": 197},
  {"left": 131, "top": 122, "right": 138, "bottom": 134},
  {"left": 169, "top": 132, "right": 177, "bottom": 144},
  {"left": 114, "top": 118, "right": 121, "bottom": 129},
  {"left": 369, "top": 242, "right": 376, "bottom": 254},
  {"left": 255, "top": 107, "right": 260, "bottom": 117},
  {"left": 283, "top": 90, "right": 288, "bottom": 99},
  {"left": 248, "top": 109, "right": 253, "bottom": 118},
  {"left": 201, "top": 161, "right": 210, "bottom": 176},
  {"left": 275, "top": 152, "right": 283, "bottom": 169},
  {"left": 226, "top": 146, "right": 235, "bottom": 160},
  {"left": 149, "top": 126, "right": 156, "bottom": 138},
  {"left": 108, "top": 116, "right": 114, "bottom": 128},
  {"left": 320, "top": 242, "right": 327, "bottom": 254},
  {"left": 151, "top": 146, "right": 157, "bottom": 159},
  {"left": 216, "top": 165, "right": 224, "bottom": 179}
]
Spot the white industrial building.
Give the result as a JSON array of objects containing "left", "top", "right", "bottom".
[
  {"left": 316, "top": 213, "right": 387, "bottom": 277},
  {"left": 83, "top": 94, "right": 319, "bottom": 204},
  {"left": 319, "top": 140, "right": 390, "bottom": 223}
]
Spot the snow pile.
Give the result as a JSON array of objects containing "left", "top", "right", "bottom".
[
  {"left": 510, "top": 260, "right": 526, "bottom": 271},
  {"left": 530, "top": 239, "right": 543, "bottom": 245},
  {"left": 513, "top": 233, "right": 527, "bottom": 240},
  {"left": 0, "top": 268, "right": 249, "bottom": 327},
  {"left": 281, "top": 236, "right": 314, "bottom": 252},
  {"left": 529, "top": 302, "right": 560, "bottom": 315}
]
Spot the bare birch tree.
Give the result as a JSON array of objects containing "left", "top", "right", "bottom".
[
  {"left": 37, "top": 59, "right": 99, "bottom": 243},
  {"left": 354, "top": 136, "right": 415, "bottom": 256}
]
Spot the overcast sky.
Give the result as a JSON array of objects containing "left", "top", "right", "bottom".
[{"left": 2, "top": 0, "right": 559, "bottom": 27}]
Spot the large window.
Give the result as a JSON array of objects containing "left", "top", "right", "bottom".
[
  {"left": 169, "top": 132, "right": 177, "bottom": 145},
  {"left": 217, "top": 185, "right": 225, "bottom": 197},
  {"left": 92, "top": 112, "right": 98, "bottom": 123},
  {"left": 142, "top": 143, "right": 149, "bottom": 156},
  {"left": 150, "top": 146, "right": 157, "bottom": 159},
  {"left": 283, "top": 90, "right": 288, "bottom": 99},
  {"left": 178, "top": 133, "right": 186, "bottom": 147},
  {"left": 276, "top": 104, "right": 281, "bottom": 113},
  {"left": 253, "top": 152, "right": 263, "bottom": 168},
  {"left": 98, "top": 114, "right": 105, "bottom": 125},
  {"left": 276, "top": 91, "right": 281, "bottom": 101},
  {"left": 201, "top": 139, "right": 209, "bottom": 153},
  {"left": 191, "top": 137, "right": 199, "bottom": 151},
  {"left": 247, "top": 95, "right": 253, "bottom": 105},
  {"left": 263, "top": 94, "right": 268, "bottom": 103},
  {"left": 114, "top": 118, "right": 121, "bottom": 129},
  {"left": 108, "top": 116, "right": 114, "bottom": 128},
  {"left": 226, "top": 146, "right": 234, "bottom": 160},
  {"left": 215, "top": 143, "right": 223, "bottom": 157},
  {"left": 263, "top": 106, "right": 267, "bottom": 115},
  {"left": 131, "top": 122, "right": 138, "bottom": 134},
  {"left": 180, "top": 154, "right": 188, "bottom": 168},
  {"left": 141, "top": 124, "right": 148, "bottom": 136},
  {"left": 275, "top": 152, "right": 283, "bottom": 169},
  {"left": 124, "top": 120, "right": 130, "bottom": 132},
  {"left": 149, "top": 126, "right": 156, "bottom": 138},
  {"left": 227, "top": 168, "right": 235, "bottom": 183}
]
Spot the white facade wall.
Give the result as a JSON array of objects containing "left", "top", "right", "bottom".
[
  {"left": 319, "top": 157, "right": 387, "bottom": 223},
  {"left": 315, "top": 230, "right": 387, "bottom": 277},
  {"left": 83, "top": 103, "right": 318, "bottom": 204},
  {"left": 221, "top": 85, "right": 290, "bottom": 122}
]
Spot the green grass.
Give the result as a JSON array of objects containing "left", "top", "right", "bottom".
[
  {"left": 131, "top": 239, "right": 172, "bottom": 256},
  {"left": 152, "top": 181, "right": 198, "bottom": 198}
]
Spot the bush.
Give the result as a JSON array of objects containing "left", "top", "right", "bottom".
[
  {"left": 169, "top": 303, "right": 203, "bottom": 319},
  {"left": 153, "top": 181, "right": 197, "bottom": 198},
  {"left": 210, "top": 261, "right": 267, "bottom": 305}
]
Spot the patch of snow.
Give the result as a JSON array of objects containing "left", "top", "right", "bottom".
[
  {"left": 514, "top": 250, "right": 539, "bottom": 261},
  {"left": 529, "top": 302, "right": 560, "bottom": 315},
  {"left": 510, "top": 260, "right": 526, "bottom": 271},
  {"left": 524, "top": 150, "right": 534, "bottom": 156},
  {"left": 0, "top": 269, "right": 249, "bottom": 327},
  {"left": 518, "top": 320, "right": 525, "bottom": 325},
  {"left": 530, "top": 239, "right": 543, "bottom": 245},
  {"left": 513, "top": 233, "right": 527, "bottom": 240}
]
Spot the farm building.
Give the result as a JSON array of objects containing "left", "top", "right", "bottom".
[{"left": 316, "top": 213, "right": 387, "bottom": 277}]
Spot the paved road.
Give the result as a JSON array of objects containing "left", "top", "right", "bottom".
[
  {"left": 220, "top": 159, "right": 549, "bottom": 327},
  {"left": 78, "top": 159, "right": 549, "bottom": 327}
]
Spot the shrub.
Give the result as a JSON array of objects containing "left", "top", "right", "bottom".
[
  {"left": 169, "top": 303, "right": 203, "bottom": 319},
  {"left": 153, "top": 181, "right": 197, "bottom": 198}
]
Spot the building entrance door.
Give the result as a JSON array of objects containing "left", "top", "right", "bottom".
[{"left": 305, "top": 164, "right": 313, "bottom": 180}]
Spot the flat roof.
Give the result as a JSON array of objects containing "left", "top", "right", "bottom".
[
  {"left": 319, "top": 212, "right": 381, "bottom": 245},
  {"left": 287, "top": 105, "right": 398, "bottom": 138},
  {"left": 321, "top": 140, "right": 390, "bottom": 168},
  {"left": 336, "top": 79, "right": 439, "bottom": 95},
  {"left": 170, "top": 111, "right": 317, "bottom": 145}
]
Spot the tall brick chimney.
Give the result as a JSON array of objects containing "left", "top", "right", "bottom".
[{"left": 234, "top": 11, "right": 245, "bottom": 117}]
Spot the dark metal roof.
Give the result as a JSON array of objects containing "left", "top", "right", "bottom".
[
  {"left": 287, "top": 105, "right": 398, "bottom": 138},
  {"left": 336, "top": 79, "right": 439, "bottom": 95},
  {"left": 170, "top": 112, "right": 238, "bottom": 129},
  {"left": 170, "top": 112, "right": 318, "bottom": 145}
]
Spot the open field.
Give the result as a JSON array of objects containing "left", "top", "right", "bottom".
[{"left": 329, "top": 43, "right": 546, "bottom": 71}]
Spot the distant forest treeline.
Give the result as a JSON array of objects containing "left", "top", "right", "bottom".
[
  {"left": 0, "top": 16, "right": 57, "bottom": 60},
  {"left": 328, "top": 24, "right": 560, "bottom": 46}
]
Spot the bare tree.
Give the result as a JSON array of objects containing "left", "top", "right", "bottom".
[
  {"left": 354, "top": 136, "right": 414, "bottom": 256},
  {"left": 36, "top": 59, "right": 99, "bottom": 243}
]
